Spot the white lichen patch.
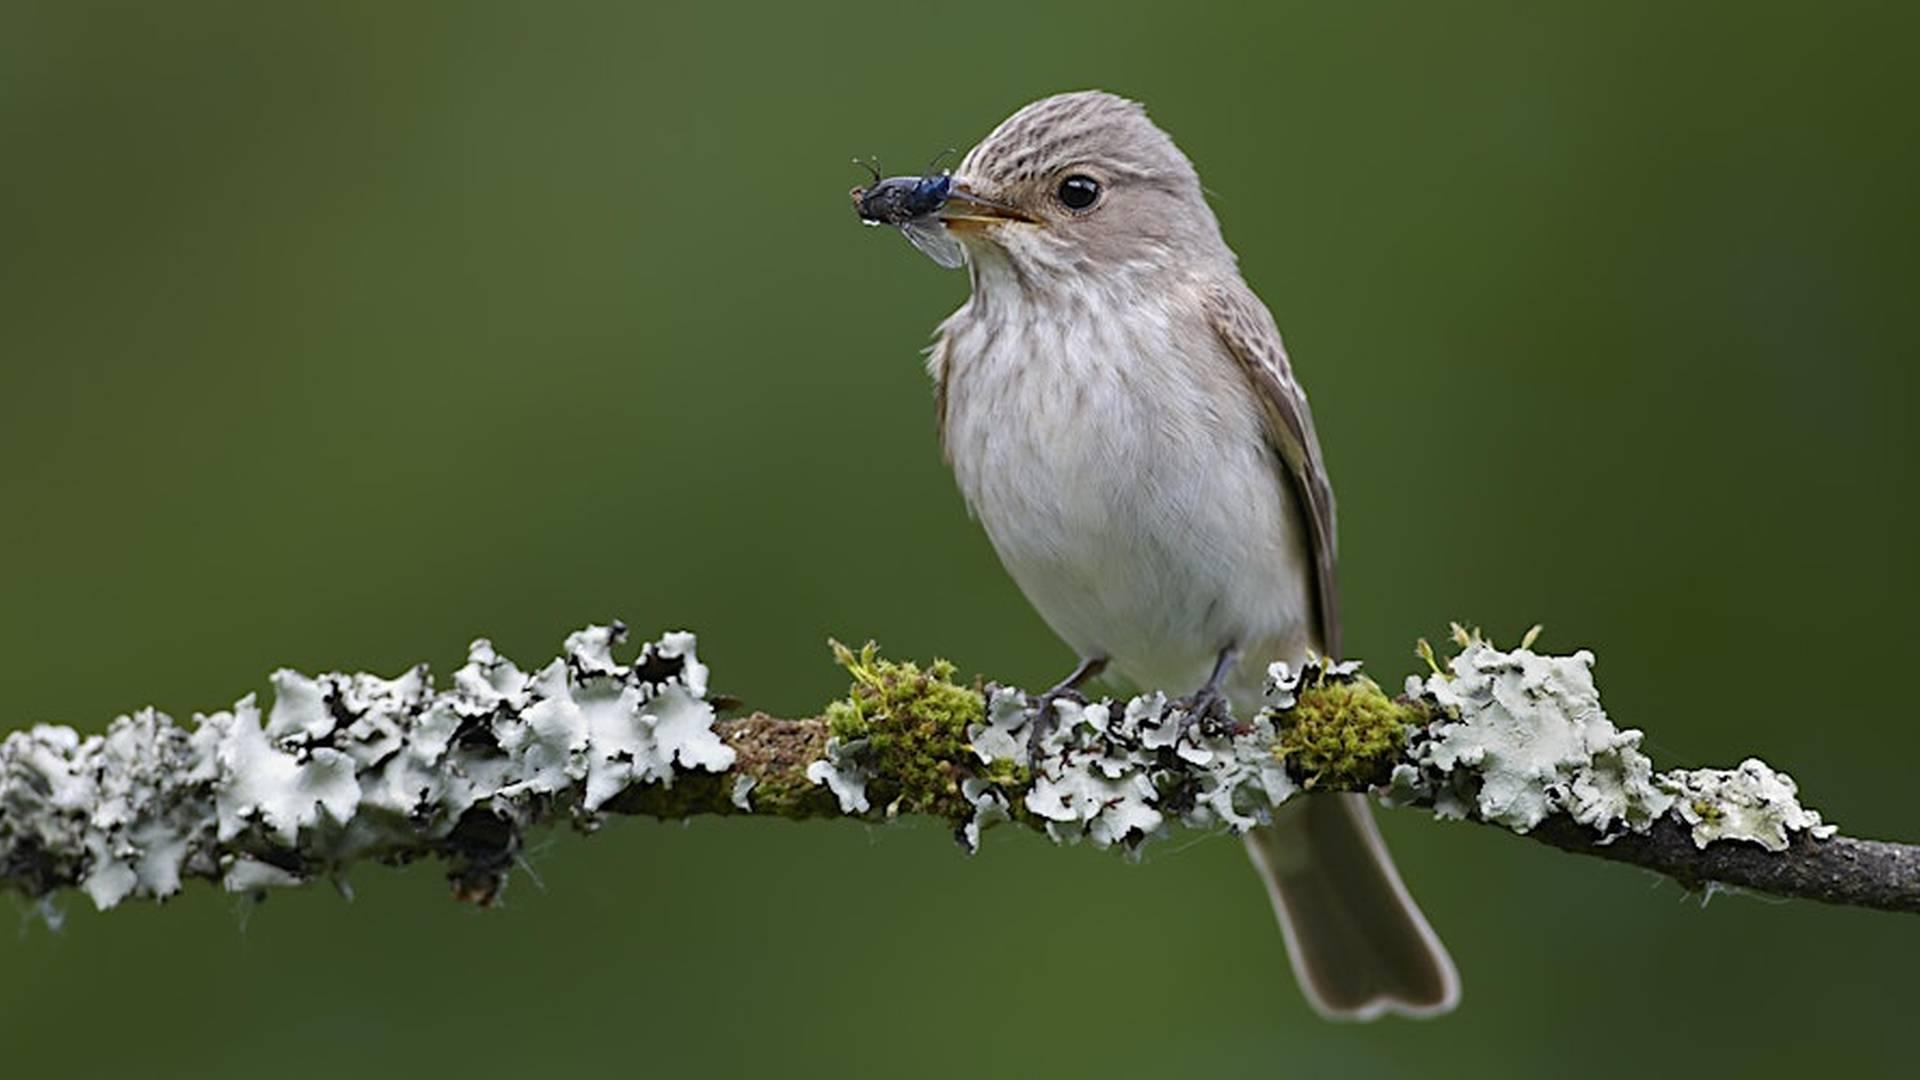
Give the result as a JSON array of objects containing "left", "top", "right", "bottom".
[
  {"left": 805, "top": 738, "right": 870, "bottom": 814},
  {"left": 1663, "top": 758, "right": 1837, "bottom": 852},
  {"left": 964, "top": 671, "right": 1301, "bottom": 853},
  {"left": 0, "top": 626, "right": 731, "bottom": 909},
  {"left": 956, "top": 777, "right": 1008, "bottom": 852},
  {"left": 729, "top": 775, "right": 757, "bottom": 811},
  {"left": 1393, "top": 643, "right": 1674, "bottom": 836},
  {"left": 210, "top": 696, "right": 362, "bottom": 846},
  {"left": 1395, "top": 640, "right": 1836, "bottom": 851}
]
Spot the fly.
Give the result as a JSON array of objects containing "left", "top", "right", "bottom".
[{"left": 850, "top": 154, "right": 966, "bottom": 269}]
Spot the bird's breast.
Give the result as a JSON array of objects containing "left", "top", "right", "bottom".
[{"left": 935, "top": 283, "right": 1315, "bottom": 699}]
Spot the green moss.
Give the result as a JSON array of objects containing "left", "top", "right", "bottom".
[
  {"left": 980, "top": 756, "right": 1031, "bottom": 790},
  {"left": 823, "top": 640, "right": 991, "bottom": 823},
  {"left": 1274, "top": 676, "right": 1417, "bottom": 790}
]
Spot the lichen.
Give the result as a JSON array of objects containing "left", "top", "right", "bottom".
[
  {"left": 1390, "top": 634, "right": 1835, "bottom": 853},
  {"left": 1662, "top": 758, "right": 1837, "bottom": 851},
  {"left": 806, "top": 741, "right": 871, "bottom": 814},
  {"left": 1396, "top": 640, "right": 1675, "bottom": 836},
  {"left": 0, "top": 625, "right": 737, "bottom": 909},
  {"left": 968, "top": 668, "right": 1300, "bottom": 849}
]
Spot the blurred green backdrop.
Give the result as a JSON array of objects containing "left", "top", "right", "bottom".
[{"left": 3, "top": 2, "right": 1916, "bottom": 1076}]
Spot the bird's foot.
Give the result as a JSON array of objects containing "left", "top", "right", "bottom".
[
  {"left": 1171, "top": 644, "right": 1242, "bottom": 741},
  {"left": 1024, "top": 657, "right": 1107, "bottom": 767},
  {"left": 1171, "top": 686, "right": 1235, "bottom": 741}
]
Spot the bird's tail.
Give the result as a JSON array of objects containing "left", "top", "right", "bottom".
[{"left": 1244, "top": 793, "right": 1459, "bottom": 1020}]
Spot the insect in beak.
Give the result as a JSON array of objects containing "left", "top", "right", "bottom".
[{"left": 849, "top": 157, "right": 1032, "bottom": 268}]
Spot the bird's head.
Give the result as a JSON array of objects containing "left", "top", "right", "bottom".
[{"left": 936, "top": 91, "right": 1232, "bottom": 286}]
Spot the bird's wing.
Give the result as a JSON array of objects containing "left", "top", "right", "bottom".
[{"left": 1203, "top": 278, "right": 1342, "bottom": 658}]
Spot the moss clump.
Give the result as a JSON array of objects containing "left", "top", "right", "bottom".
[
  {"left": 1274, "top": 676, "right": 1416, "bottom": 790},
  {"left": 823, "top": 640, "right": 988, "bottom": 822}
]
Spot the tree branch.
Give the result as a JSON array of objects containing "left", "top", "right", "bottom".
[
  {"left": 1522, "top": 817, "right": 1920, "bottom": 913},
  {"left": 2, "top": 625, "right": 1913, "bottom": 916}
]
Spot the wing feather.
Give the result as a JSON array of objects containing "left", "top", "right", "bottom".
[{"left": 1202, "top": 279, "right": 1343, "bottom": 658}]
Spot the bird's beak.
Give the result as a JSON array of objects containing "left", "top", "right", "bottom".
[{"left": 938, "top": 182, "right": 1035, "bottom": 229}]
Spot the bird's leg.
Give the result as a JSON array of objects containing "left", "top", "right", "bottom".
[
  {"left": 1026, "top": 656, "right": 1107, "bottom": 764},
  {"left": 1173, "top": 644, "right": 1241, "bottom": 739}
]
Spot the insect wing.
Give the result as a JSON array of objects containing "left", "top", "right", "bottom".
[{"left": 898, "top": 217, "right": 965, "bottom": 269}]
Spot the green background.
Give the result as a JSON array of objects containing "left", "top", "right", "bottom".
[{"left": 3, "top": 2, "right": 1915, "bottom": 1076}]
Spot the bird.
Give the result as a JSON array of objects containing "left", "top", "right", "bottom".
[{"left": 890, "top": 90, "right": 1459, "bottom": 1019}]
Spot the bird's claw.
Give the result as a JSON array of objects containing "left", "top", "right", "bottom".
[{"left": 1171, "top": 687, "right": 1234, "bottom": 740}]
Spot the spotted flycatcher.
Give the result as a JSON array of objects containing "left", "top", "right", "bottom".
[{"left": 869, "top": 90, "right": 1458, "bottom": 1019}]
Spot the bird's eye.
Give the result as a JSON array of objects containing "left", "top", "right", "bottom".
[{"left": 1057, "top": 175, "right": 1101, "bottom": 211}]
